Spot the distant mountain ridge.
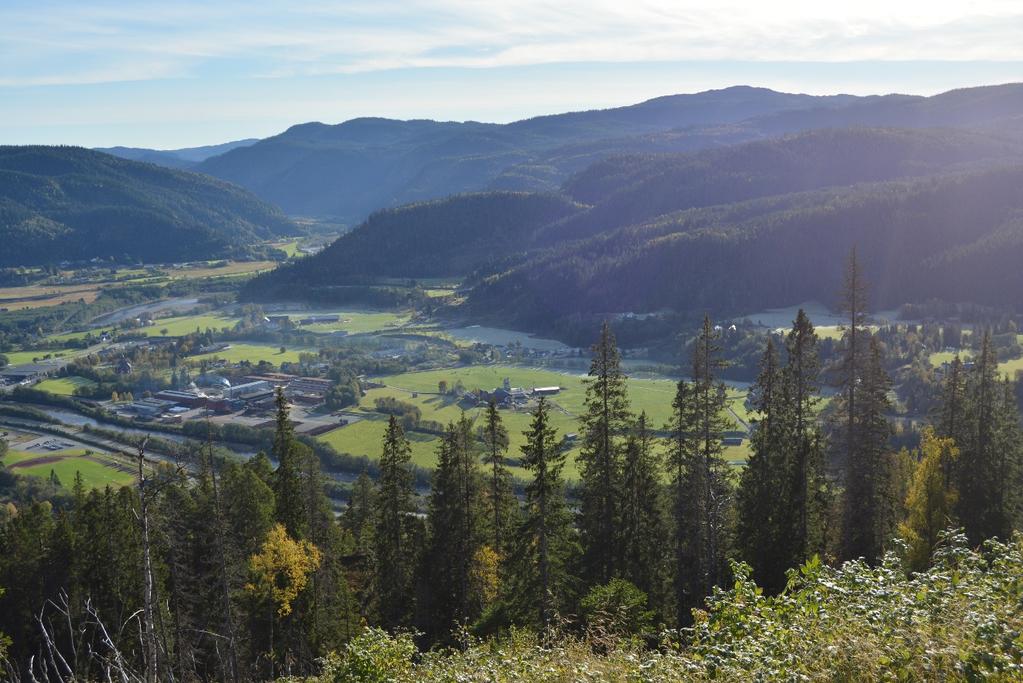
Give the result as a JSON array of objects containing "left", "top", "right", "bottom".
[
  {"left": 195, "top": 86, "right": 868, "bottom": 221},
  {"left": 0, "top": 146, "right": 296, "bottom": 266},
  {"left": 96, "top": 139, "right": 259, "bottom": 169}
]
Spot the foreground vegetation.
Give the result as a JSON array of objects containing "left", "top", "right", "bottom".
[{"left": 312, "top": 534, "right": 1023, "bottom": 681}]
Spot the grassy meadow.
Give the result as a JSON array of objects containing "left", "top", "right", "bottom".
[{"left": 1, "top": 449, "right": 134, "bottom": 489}]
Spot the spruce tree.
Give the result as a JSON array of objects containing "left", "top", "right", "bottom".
[
  {"left": 510, "top": 397, "right": 577, "bottom": 626},
  {"left": 784, "top": 309, "right": 826, "bottom": 560},
  {"left": 577, "top": 321, "right": 631, "bottom": 585},
  {"left": 842, "top": 336, "right": 893, "bottom": 562},
  {"left": 736, "top": 338, "right": 790, "bottom": 592},
  {"left": 272, "top": 389, "right": 307, "bottom": 539},
  {"left": 421, "top": 415, "right": 485, "bottom": 640},
  {"left": 481, "top": 400, "right": 516, "bottom": 561},
  {"left": 372, "top": 416, "right": 418, "bottom": 630},
  {"left": 665, "top": 375, "right": 699, "bottom": 624},
  {"left": 619, "top": 412, "right": 670, "bottom": 617},
  {"left": 667, "top": 317, "right": 731, "bottom": 624}
]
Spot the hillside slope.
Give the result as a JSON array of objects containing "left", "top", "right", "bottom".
[
  {"left": 468, "top": 165, "right": 1023, "bottom": 324},
  {"left": 0, "top": 146, "right": 296, "bottom": 266},
  {"left": 242, "top": 192, "right": 579, "bottom": 300}
]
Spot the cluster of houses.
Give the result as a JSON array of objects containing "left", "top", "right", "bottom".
[{"left": 463, "top": 378, "right": 562, "bottom": 409}]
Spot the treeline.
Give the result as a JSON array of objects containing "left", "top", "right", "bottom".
[{"left": 2, "top": 253, "right": 1022, "bottom": 680}]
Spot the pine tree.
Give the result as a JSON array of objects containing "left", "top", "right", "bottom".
[
  {"left": 842, "top": 336, "right": 893, "bottom": 562},
  {"left": 736, "top": 338, "right": 790, "bottom": 592},
  {"left": 577, "top": 321, "right": 631, "bottom": 585},
  {"left": 619, "top": 412, "right": 669, "bottom": 617},
  {"left": 421, "top": 415, "right": 485, "bottom": 640},
  {"left": 665, "top": 377, "right": 698, "bottom": 624},
  {"left": 784, "top": 309, "right": 827, "bottom": 561},
  {"left": 667, "top": 317, "right": 732, "bottom": 624},
  {"left": 272, "top": 389, "right": 307, "bottom": 539},
  {"left": 372, "top": 416, "right": 418, "bottom": 630},
  {"left": 840, "top": 247, "right": 869, "bottom": 475},
  {"left": 510, "top": 397, "right": 577, "bottom": 627},
  {"left": 481, "top": 400, "right": 516, "bottom": 561}
]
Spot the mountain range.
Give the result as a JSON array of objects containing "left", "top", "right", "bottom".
[{"left": 245, "top": 84, "right": 1023, "bottom": 330}]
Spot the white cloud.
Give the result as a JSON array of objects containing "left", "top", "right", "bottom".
[{"left": 1, "top": 0, "right": 1022, "bottom": 86}]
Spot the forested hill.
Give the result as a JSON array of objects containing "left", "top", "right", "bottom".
[
  {"left": 246, "top": 125, "right": 1023, "bottom": 320},
  {"left": 468, "top": 165, "right": 1023, "bottom": 325},
  {"left": 0, "top": 146, "right": 296, "bottom": 266},
  {"left": 195, "top": 87, "right": 861, "bottom": 221},
  {"left": 542, "top": 126, "right": 1023, "bottom": 243},
  {"left": 243, "top": 192, "right": 579, "bottom": 301}
]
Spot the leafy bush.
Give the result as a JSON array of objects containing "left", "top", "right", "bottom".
[{"left": 579, "top": 578, "right": 654, "bottom": 640}]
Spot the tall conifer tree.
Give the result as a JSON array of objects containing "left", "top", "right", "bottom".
[
  {"left": 372, "top": 416, "right": 418, "bottom": 630},
  {"left": 577, "top": 321, "right": 631, "bottom": 584}
]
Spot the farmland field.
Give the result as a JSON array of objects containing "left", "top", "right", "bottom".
[
  {"left": 298, "top": 310, "right": 412, "bottom": 334},
  {"left": 3, "top": 349, "right": 77, "bottom": 365},
  {"left": 187, "top": 342, "right": 312, "bottom": 365},
  {"left": 0, "top": 283, "right": 103, "bottom": 309},
  {"left": 316, "top": 416, "right": 443, "bottom": 470},
  {"left": 34, "top": 376, "right": 97, "bottom": 395},
  {"left": 165, "top": 261, "right": 277, "bottom": 280},
  {"left": 140, "top": 313, "right": 241, "bottom": 337},
  {"left": 314, "top": 365, "right": 753, "bottom": 479},
  {"left": 1, "top": 449, "right": 134, "bottom": 489}
]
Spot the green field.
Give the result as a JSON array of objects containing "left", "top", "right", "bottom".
[
  {"left": 2, "top": 348, "right": 77, "bottom": 366},
  {"left": 317, "top": 416, "right": 443, "bottom": 470},
  {"left": 299, "top": 310, "right": 412, "bottom": 334},
  {"left": 928, "top": 349, "right": 1021, "bottom": 380},
  {"left": 187, "top": 342, "right": 312, "bottom": 365},
  {"left": 1, "top": 449, "right": 134, "bottom": 489},
  {"left": 1000, "top": 356, "right": 1023, "bottom": 380},
  {"left": 141, "top": 314, "right": 241, "bottom": 337},
  {"left": 314, "top": 365, "right": 752, "bottom": 479},
  {"left": 34, "top": 376, "right": 97, "bottom": 396},
  {"left": 271, "top": 240, "right": 302, "bottom": 258},
  {"left": 376, "top": 365, "right": 748, "bottom": 429}
]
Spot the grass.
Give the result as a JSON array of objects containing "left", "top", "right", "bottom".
[
  {"left": 320, "top": 365, "right": 754, "bottom": 479},
  {"left": 375, "top": 365, "right": 747, "bottom": 430},
  {"left": 34, "top": 376, "right": 97, "bottom": 396},
  {"left": 165, "top": 261, "right": 277, "bottom": 280},
  {"left": 0, "top": 284, "right": 103, "bottom": 310},
  {"left": 316, "top": 416, "right": 443, "bottom": 470},
  {"left": 2, "top": 348, "right": 77, "bottom": 365},
  {"left": 187, "top": 342, "right": 312, "bottom": 366},
  {"left": 1, "top": 449, "right": 134, "bottom": 489},
  {"left": 139, "top": 313, "right": 240, "bottom": 337},
  {"left": 270, "top": 240, "right": 301, "bottom": 258},
  {"left": 928, "top": 349, "right": 1021, "bottom": 380},
  {"left": 299, "top": 310, "right": 412, "bottom": 334}
]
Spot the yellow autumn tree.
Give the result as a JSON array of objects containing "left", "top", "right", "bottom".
[
  {"left": 899, "top": 428, "right": 958, "bottom": 573},
  {"left": 470, "top": 545, "right": 501, "bottom": 609},
  {"left": 246, "top": 523, "right": 321, "bottom": 616}
]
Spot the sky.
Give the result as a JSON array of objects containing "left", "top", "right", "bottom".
[{"left": 2, "top": 0, "right": 1023, "bottom": 149}]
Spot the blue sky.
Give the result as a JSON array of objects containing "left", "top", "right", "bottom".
[{"left": 2, "top": 0, "right": 1023, "bottom": 149}]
